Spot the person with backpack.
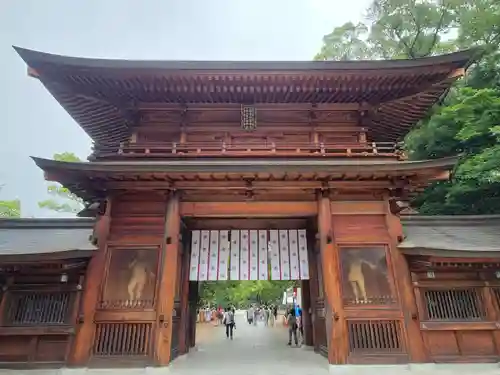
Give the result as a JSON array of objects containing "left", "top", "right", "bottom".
[
  {"left": 223, "top": 307, "right": 235, "bottom": 340},
  {"left": 286, "top": 308, "right": 299, "bottom": 346}
]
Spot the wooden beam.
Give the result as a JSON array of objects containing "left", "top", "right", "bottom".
[
  {"left": 448, "top": 68, "right": 465, "bottom": 79},
  {"left": 68, "top": 197, "right": 112, "bottom": 366},
  {"left": 180, "top": 201, "right": 317, "bottom": 217},
  {"left": 27, "top": 66, "right": 39, "bottom": 78},
  {"left": 155, "top": 192, "right": 181, "bottom": 365},
  {"left": 101, "top": 180, "right": 397, "bottom": 191},
  {"left": 136, "top": 103, "right": 365, "bottom": 112},
  {"left": 331, "top": 201, "right": 386, "bottom": 215}
]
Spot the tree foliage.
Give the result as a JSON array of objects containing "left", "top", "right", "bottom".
[
  {"left": 316, "top": 0, "right": 500, "bottom": 215},
  {"left": 38, "top": 152, "right": 85, "bottom": 214},
  {"left": 315, "top": 0, "right": 499, "bottom": 61},
  {"left": 199, "top": 280, "right": 297, "bottom": 308},
  {"left": 406, "top": 85, "right": 500, "bottom": 214},
  {"left": 0, "top": 185, "right": 21, "bottom": 218}
]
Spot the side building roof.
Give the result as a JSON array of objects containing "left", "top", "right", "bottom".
[
  {"left": 14, "top": 47, "right": 480, "bottom": 144},
  {"left": 0, "top": 218, "right": 96, "bottom": 262},
  {"left": 399, "top": 214, "right": 500, "bottom": 258},
  {"left": 1, "top": 215, "right": 498, "bottom": 260}
]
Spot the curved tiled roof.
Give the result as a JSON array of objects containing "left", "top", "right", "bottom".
[
  {"left": 0, "top": 218, "right": 96, "bottom": 259},
  {"left": 399, "top": 215, "right": 500, "bottom": 257},
  {"left": 15, "top": 47, "right": 480, "bottom": 144}
]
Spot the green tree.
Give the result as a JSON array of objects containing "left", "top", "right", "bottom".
[
  {"left": 38, "top": 152, "right": 85, "bottom": 214},
  {"left": 406, "top": 86, "right": 500, "bottom": 214},
  {"left": 316, "top": 0, "right": 500, "bottom": 215},
  {"left": 315, "top": 0, "right": 499, "bottom": 61},
  {"left": 199, "top": 280, "right": 297, "bottom": 308},
  {"left": 0, "top": 185, "right": 21, "bottom": 218}
]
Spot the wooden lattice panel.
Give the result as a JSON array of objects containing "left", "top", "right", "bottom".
[
  {"left": 93, "top": 323, "right": 152, "bottom": 357},
  {"left": 492, "top": 288, "right": 500, "bottom": 311},
  {"left": 347, "top": 320, "right": 403, "bottom": 354},
  {"left": 422, "top": 289, "right": 485, "bottom": 321},
  {"left": 6, "top": 291, "right": 71, "bottom": 325}
]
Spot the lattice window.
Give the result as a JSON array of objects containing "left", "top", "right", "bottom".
[
  {"left": 422, "top": 289, "right": 485, "bottom": 321},
  {"left": 348, "top": 320, "right": 403, "bottom": 354},
  {"left": 6, "top": 291, "right": 71, "bottom": 325},
  {"left": 93, "top": 323, "right": 152, "bottom": 356}
]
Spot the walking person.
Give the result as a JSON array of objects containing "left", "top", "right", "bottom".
[
  {"left": 223, "top": 307, "right": 235, "bottom": 340},
  {"left": 247, "top": 306, "right": 254, "bottom": 325},
  {"left": 264, "top": 306, "right": 270, "bottom": 326},
  {"left": 272, "top": 305, "right": 278, "bottom": 325},
  {"left": 287, "top": 308, "right": 299, "bottom": 347},
  {"left": 269, "top": 305, "right": 275, "bottom": 326}
]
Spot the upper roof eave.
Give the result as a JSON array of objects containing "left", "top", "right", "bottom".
[
  {"left": 31, "top": 155, "right": 459, "bottom": 174},
  {"left": 14, "top": 46, "right": 481, "bottom": 73}
]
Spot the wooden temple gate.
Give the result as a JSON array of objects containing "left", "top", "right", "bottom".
[
  {"left": 65, "top": 196, "right": 419, "bottom": 366},
  {"left": 4, "top": 46, "right": 500, "bottom": 368}
]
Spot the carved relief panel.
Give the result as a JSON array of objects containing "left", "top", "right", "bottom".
[
  {"left": 100, "top": 248, "right": 159, "bottom": 309},
  {"left": 339, "top": 246, "right": 395, "bottom": 306}
]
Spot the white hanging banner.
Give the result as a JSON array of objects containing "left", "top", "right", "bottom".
[
  {"left": 230, "top": 230, "right": 240, "bottom": 281},
  {"left": 198, "top": 230, "right": 210, "bottom": 281},
  {"left": 218, "top": 230, "right": 230, "bottom": 281},
  {"left": 298, "top": 229, "right": 309, "bottom": 280},
  {"left": 258, "top": 230, "right": 268, "bottom": 280},
  {"left": 189, "top": 229, "right": 308, "bottom": 281},
  {"left": 249, "top": 230, "right": 259, "bottom": 280},
  {"left": 279, "top": 230, "right": 291, "bottom": 280},
  {"left": 239, "top": 230, "right": 250, "bottom": 280},
  {"left": 289, "top": 230, "right": 300, "bottom": 280},
  {"left": 269, "top": 230, "right": 281, "bottom": 280},
  {"left": 189, "top": 230, "right": 201, "bottom": 281},
  {"left": 208, "top": 230, "right": 219, "bottom": 281}
]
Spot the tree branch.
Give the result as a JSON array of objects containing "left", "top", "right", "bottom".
[{"left": 424, "top": 6, "right": 448, "bottom": 57}]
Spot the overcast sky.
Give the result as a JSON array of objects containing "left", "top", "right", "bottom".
[{"left": 0, "top": 0, "right": 370, "bottom": 217}]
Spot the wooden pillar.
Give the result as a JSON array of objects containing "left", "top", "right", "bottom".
[
  {"left": 301, "top": 280, "right": 313, "bottom": 346},
  {"left": 155, "top": 192, "right": 181, "bottom": 365},
  {"left": 318, "top": 191, "right": 345, "bottom": 364},
  {"left": 69, "top": 198, "right": 112, "bottom": 366},
  {"left": 385, "top": 200, "right": 427, "bottom": 362},
  {"left": 0, "top": 277, "right": 14, "bottom": 326},
  {"left": 481, "top": 285, "right": 500, "bottom": 355},
  {"left": 178, "top": 231, "right": 191, "bottom": 355},
  {"left": 188, "top": 282, "right": 199, "bottom": 348}
]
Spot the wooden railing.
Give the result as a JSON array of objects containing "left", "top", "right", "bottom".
[{"left": 89, "top": 141, "right": 404, "bottom": 160}]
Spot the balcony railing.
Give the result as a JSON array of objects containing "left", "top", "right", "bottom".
[{"left": 89, "top": 141, "right": 404, "bottom": 160}]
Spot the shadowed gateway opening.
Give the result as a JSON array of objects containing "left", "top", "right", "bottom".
[{"left": 172, "top": 218, "right": 328, "bottom": 362}]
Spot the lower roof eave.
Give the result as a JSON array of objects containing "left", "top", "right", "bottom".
[
  {"left": 0, "top": 249, "right": 95, "bottom": 264},
  {"left": 31, "top": 155, "right": 459, "bottom": 174},
  {"left": 399, "top": 247, "right": 500, "bottom": 259}
]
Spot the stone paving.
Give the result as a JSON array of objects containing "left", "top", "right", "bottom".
[
  {"left": 0, "top": 311, "right": 498, "bottom": 375},
  {"left": 169, "top": 311, "right": 330, "bottom": 375}
]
